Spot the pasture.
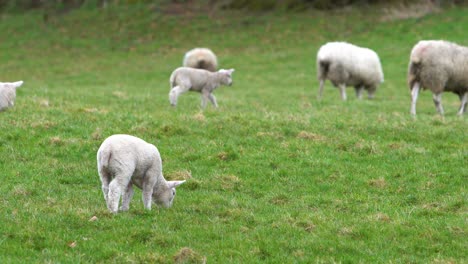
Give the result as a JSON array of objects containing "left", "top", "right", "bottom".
[{"left": 0, "top": 4, "right": 466, "bottom": 263}]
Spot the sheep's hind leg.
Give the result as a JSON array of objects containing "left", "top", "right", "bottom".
[
  {"left": 98, "top": 168, "right": 111, "bottom": 206},
  {"left": 410, "top": 82, "right": 420, "bottom": 115},
  {"left": 433, "top": 92, "right": 444, "bottom": 115},
  {"left": 458, "top": 92, "right": 467, "bottom": 115},
  {"left": 339, "top": 84, "right": 347, "bottom": 101},
  {"left": 120, "top": 182, "right": 134, "bottom": 211},
  {"left": 107, "top": 179, "right": 127, "bottom": 213}
]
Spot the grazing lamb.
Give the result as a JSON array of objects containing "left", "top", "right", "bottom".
[
  {"left": 317, "top": 42, "right": 384, "bottom": 100},
  {"left": 408, "top": 40, "right": 468, "bottom": 115},
  {"left": 169, "top": 67, "right": 235, "bottom": 108},
  {"left": 0, "top": 81, "right": 24, "bottom": 111},
  {"left": 183, "top": 48, "right": 218, "bottom": 72},
  {"left": 97, "top": 134, "right": 186, "bottom": 213}
]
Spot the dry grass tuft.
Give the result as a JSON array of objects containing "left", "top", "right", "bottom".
[
  {"left": 112, "top": 91, "right": 127, "bottom": 99},
  {"left": 166, "top": 169, "right": 193, "bottom": 181},
  {"left": 297, "top": 131, "right": 326, "bottom": 141},
  {"left": 192, "top": 112, "right": 206, "bottom": 122},
  {"left": 369, "top": 178, "right": 387, "bottom": 188},
  {"left": 173, "top": 247, "right": 206, "bottom": 264}
]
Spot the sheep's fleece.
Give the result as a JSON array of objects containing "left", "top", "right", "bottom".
[
  {"left": 408, "top": 40, "right": 468, "bottom": 115},
  {"left": 0, "top": 81, "right": 24, "bottom": 111},
  {"left": 183, "top": 48, "right": 218, "bottom": 72},
  {"left": 317, "top": 42, "right": 384, "bottom": 100},
  {"left": 97, "top": 134, "right": 185, "bottom": 213}
]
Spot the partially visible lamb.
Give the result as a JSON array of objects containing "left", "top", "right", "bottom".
[
  {"left": 183, "top": 48, "right": 218, "bottom": 72},
  {"left": 97, "top": 134, "right": 185, "bottom": 213},
  {"left": 317, "top": 42, "right": 384, "bottom": 100},
  {"left": 0, "top": 81, "right": 24, "bottom": 111},
  {"left": 169, "top": 67, "right": 235, "bottom": 108},
  {"left": 408, "top": 40, "right": 468, "bottom": 115}
]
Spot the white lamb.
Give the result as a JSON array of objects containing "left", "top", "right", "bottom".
[
  {"left": 183, "top": 48, "right": 218, "bottom": 72},
  {"left": 97, "top": 134, "right": 186, "bottom": 213},
  {"left": 169, "top": 67, "right": 235, "bottom": 108},
  {"left": 0, "top": 81, "right": 24, "bottom": 111},
  {"left": 408, "top": 40, "right": 468, "bottom": 115},
  {"left": 317, "top": 42, "right": 384, "bottom": 100}
]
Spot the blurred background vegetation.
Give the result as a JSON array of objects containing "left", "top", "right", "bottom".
[{"left": 0, "top": 0, "right": 465, "bottom": 12}]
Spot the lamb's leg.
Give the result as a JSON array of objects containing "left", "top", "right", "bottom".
[
  {"left": 200, "top": 90, "right": 210, "bottom": 109},
  {"left": 141, "top": 172, "right": 158, "bottom": 210},
  {"left": 169, "top": 85, "right": 187, "bottom": 106},
  {"left": 107, "top": 179, "right": 126, "bottom": 213},
  {"left": 120, "top": 182, "right": 134, "bottom": 211},
  {"left": 458, "top": 92, "right": 467, "bottom": 115},
  {"left": 98, "top": 167, "right": 111, "bottom": 205},
  {"left": 318, "top": 79, "right": 325, "bottom": 99},
  {"left": 410, "top": 82, "right": 420, "bottom": 115},
  {"left": 208, "top": 93, "right": 218, "bottom": 108},
  {"left": 433, "top": 92, "right": 444, "bottom": 115},
  {"left": 339, "top": 84, "right": 347, "bottom": 101},
  {"left": 355, "top": 86, "right": 364, "bottom": 100}
]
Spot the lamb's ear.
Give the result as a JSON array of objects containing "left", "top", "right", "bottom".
[
  {"left": 228, "top": 69, "right": 235, "bottom": 75},
  {"left": 12, "top": 81, "right": 24, "bottom": 89},
  {"left": 167, "top": 180, "right": 186, "bottom": 188}
]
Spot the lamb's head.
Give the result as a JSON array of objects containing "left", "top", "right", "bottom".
[
  {"left": 0, "top": 81, "right": 24, "bottom": 90},
  {"left": 218, "top": 69, "right": 235, "bottom": 86},
  {"left": 153, "top": 180, "right": 186, "bottom": 208}
]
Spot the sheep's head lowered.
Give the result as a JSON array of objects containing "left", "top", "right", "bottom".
[{"left": 153, "top": 180, "right": 186, "bottom": 208}]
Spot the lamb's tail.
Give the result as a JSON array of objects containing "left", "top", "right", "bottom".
[
  {"left": 97, "top": 147, "right": 111, "bottom": 171},
  {"left": 169, "top": 71, "right": 177, "bottom": 89},
  {"left": 407, "top": 61, "right": 421, "bottom": 90}
]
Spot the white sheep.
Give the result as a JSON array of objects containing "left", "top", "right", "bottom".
[
  {"left": 97, "top": 134, "right": 186, "bottom": 213},
  {"left": 408, "top": 40, "right": 468, "bottom": 115},
  {"left": 0, "top": 81, "right": 24, "bottom": 111},
  {"left": 317, "top": 42, "right": 384, "bottom": 100},
  {"left": 183, "top": 48, "right": 218, "bottom": 72},
  {"left": 169, "top": 67, "right": 235, "bottom": 108}
]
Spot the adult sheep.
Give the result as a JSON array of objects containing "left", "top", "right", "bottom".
[
  {"left": 0, "top": 81, "right": 24, "bottom": 111},
  {"left": 97, "top": 134, "right": 186, "bottom": 213},
  {"left": 317, "top": 42, "right": 384, "bottom": 100},
  {"left": 408, "top": 40, "right": 468, "bottom": 115},
  {"left": 183, "top": 48, "right": 218, "bottom": 72}
]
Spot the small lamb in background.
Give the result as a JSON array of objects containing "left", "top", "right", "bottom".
[
  {"left": 0, "top": 81, "right": 24, "bottom": 111},
  {"left": 169, "top": 67, "right": 235, "bottom": 108},
  {"left": 183, "top": 48, "right": 218, "bottom": 72},
  {"left": 408, "top": 40, "right": 468, "bottom": 115},
  {"left": 97, "top": 134, "right": 186, "bottom": 213},
  {"left": 317, "top": 42, "right": 384, "bottom": 100}
]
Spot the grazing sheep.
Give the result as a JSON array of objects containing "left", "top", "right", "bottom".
[
  {"left": 97, "top": 134, "right": 186, "bottom": 213},
  {"left": 0, "top": 81, "right": 24, "bottom": 111},
  {"left": 169, "top": 67, "right": 235, "bottom": 108},
  {"left": 408, "top": 40, "right": 468, "bottom": 115},
  {"left": 317, "top": 42, "right": 384, "bottom": 100},
  {"left": 183, "top": 48, "right": 218, "bottom": 72}
]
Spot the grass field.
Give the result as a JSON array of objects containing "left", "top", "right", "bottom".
[{"left": 0, "top": 3, "right": 467, "bottom": 263}]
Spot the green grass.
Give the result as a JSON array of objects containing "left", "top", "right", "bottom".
[{"left": 0, "top": 5, "right": 467, "bottom": 263}]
